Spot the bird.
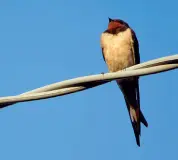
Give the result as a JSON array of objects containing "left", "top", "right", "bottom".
[{"left": 100, "top": 18, "right": 148, "bottom": 146}]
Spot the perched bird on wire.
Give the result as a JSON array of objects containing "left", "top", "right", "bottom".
[{"left": 100, "top": 18, "right": 148, "bottom": 146}]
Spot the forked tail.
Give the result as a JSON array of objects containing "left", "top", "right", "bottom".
[{"left": 117, "top": 78, "right": 148, "bottom": 146}]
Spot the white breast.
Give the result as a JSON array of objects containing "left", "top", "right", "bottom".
[{"left": 101, "top": 28, "right": 135, "bottom": 72}]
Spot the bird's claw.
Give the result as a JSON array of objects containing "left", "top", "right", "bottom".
[{"left": 122, "top": 68, "right": 127, "bottom": 72}]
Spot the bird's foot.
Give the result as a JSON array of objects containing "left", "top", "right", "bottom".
[{"left": 121, "top": 68, "right": 127, "bottom": 72}]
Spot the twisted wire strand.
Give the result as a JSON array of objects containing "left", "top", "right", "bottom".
[{"left": 0, "top": 54, "right": 177, "bottom": 108}]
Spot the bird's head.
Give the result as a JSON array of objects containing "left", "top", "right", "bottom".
[{"left": 107, "top": 18, "right": 129, "bottom": 33}]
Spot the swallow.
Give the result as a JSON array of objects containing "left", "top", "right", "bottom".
[{"left": 100, "top": 18, "right": 148, "bottom": 146}]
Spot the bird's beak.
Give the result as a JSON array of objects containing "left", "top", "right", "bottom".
[{"left": 108, "top": 17, "right": 113, "bottom": 22}]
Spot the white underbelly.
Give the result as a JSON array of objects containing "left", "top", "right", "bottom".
[
  {"left": 101, "top": 28, "right": 135, "bottom": 72},
  {"left": 104, "top": 38, "right": 134, "bottom": 72}
]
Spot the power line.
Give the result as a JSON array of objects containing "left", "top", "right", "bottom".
[{"left": 0, "top": 54, "right": 177, "bottom": 108}]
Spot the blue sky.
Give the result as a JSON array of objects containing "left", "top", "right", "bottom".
[{"left": 0, "top": 0, "right": 178, "bottom": 159}]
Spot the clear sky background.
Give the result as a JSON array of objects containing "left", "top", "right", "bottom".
[{"left": 0, "top": 0, "right": 177, "bottom": 159}]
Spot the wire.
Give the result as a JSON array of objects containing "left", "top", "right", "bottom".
[{"left": 0, "top": 54, "right": 177, "bottom": 108}]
